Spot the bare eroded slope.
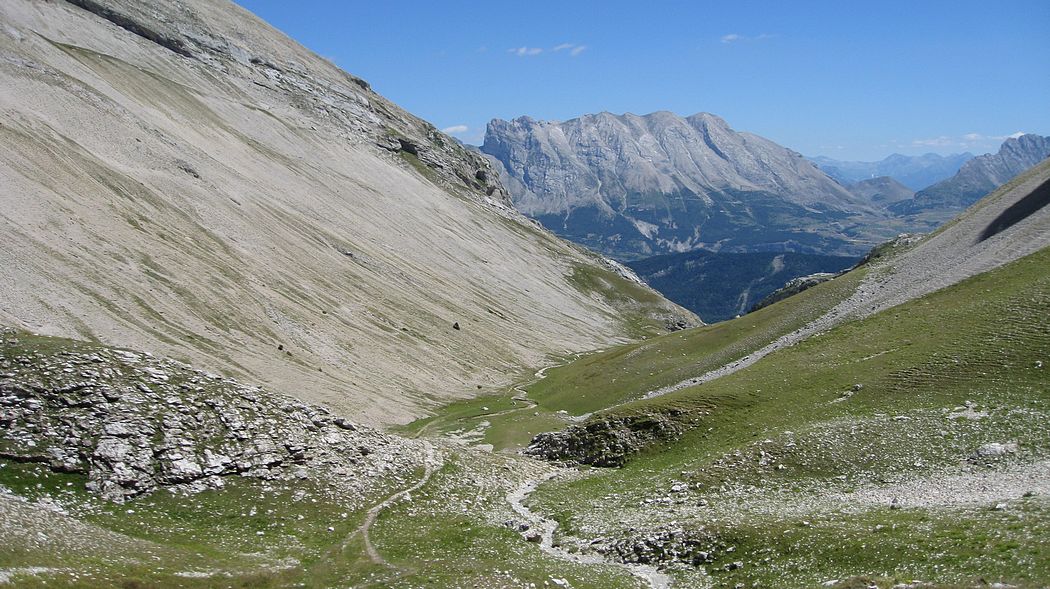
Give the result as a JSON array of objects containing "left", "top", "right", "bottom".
[{"left": 0, "top": 0, "right": 695, "bottom": 424}]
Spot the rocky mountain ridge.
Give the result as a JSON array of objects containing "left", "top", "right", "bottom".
[
  {"left": 527, "top": 158, "right": 1050, "bottom": 466},
  {"left": 844, "top": 176, "right": 915, "bottom": 208},
  {"left": 481, "top": 111, "right": 887, "bottom": 259}
]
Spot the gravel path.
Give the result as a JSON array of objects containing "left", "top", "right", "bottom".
[
  {"left": 345, "top": 442, "right": 441, "bottom": 567},
  {"left": 507, "top": 472, "right": 675, "bottom": 589}
]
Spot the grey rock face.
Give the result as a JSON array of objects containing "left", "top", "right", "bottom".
[
  {"left": 0, "top": 329, "right": 420, "bottom": 503},
  {"left": 525, "top": 410, "right": 686, "bottom": 467},
  {"left": 482, "top": 111, "right": 886, "bottom": 259},
  {"left": 63, "top": 0, "right": 508, "bottom": 205},
  {"left": 893, "top": 134, "right": 1050, "bottom": 219}
]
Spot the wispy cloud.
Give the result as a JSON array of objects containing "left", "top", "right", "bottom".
[
  {"left": 442, "top": 125, "right": 469, "bottom": 135},
  {"left": 509, "top": 46, "right": 544, "bottom": 57},
  {"left": 509, "top": 43, "right": 588, "bottom": 57},
  {"left": 721, "top": 33, "right": 775, "bottom": 44},
  {"left": 912, "top": 131, "right": 1026, "bottom": 148}
]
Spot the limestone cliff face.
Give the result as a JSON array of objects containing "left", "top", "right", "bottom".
[
  {"left": 0, "top": 0, "right": 696, "bottom": 424},
  {"left": 483, "top": 111, "right": 885, "bottom": 259}
]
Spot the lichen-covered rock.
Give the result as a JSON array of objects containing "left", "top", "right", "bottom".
[{"left": 525, "top": 411, "right": 688, "bottom": 467}]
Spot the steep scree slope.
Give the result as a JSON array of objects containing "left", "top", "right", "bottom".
[{"left": 0, "top": 0, "right": 695, "bottom": 424}]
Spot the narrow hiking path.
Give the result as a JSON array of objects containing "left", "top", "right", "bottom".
[
  {"left": 507, "top": 471, "right": 676, "bottom": 589},
  {"left": 410, "top": 352, "right": 591, "bottom": 444},
  {"left": 344, "top": 442, "right": 441, "bottom": 567}
]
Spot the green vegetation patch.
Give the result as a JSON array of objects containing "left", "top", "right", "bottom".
[{"left": 527, "top": 245, "right": 1050, "bottom": 587}]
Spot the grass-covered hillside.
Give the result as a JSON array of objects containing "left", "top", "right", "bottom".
[{"left": 526, "top": 244, "right": 1050, "bottom": 588}]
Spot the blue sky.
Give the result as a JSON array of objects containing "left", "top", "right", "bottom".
[{"left": 236, "top": 0, "right": 1049, "bottom": 161}]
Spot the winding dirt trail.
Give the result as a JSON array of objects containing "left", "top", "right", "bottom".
[
  {"left": 498, "top": 358, "right": 674, "bottom": 588},
  {"left": 344, "top": 442, "right": 441, "bottom": 567},
  {"left": 507, "top": 472, "right": 673, "bottom": 589}
]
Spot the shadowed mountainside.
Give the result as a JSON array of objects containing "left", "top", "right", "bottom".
[{"left": 627, "top": 250, "right": 859, "bottom": 322}]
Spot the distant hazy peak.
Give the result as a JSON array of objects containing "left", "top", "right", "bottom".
[{"left": 810, "top": 152, "right": 974, "bottom": 191}]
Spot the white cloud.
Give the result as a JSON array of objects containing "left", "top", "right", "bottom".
[
  {"left": 509, "top": 46, "right": 543, "bottom": 57},
  {"left": 511, "top": 43, "right": 587, "bottom": 58},
  {"left": 912, "top": 132, "right": 1027, "bottom": 149},
  {"left": 912, "top": 136, "right": 957, "bottom": 147},
  {"left": 552, "top": 43, "right": 588, "bottom": 56},
  {"left": 442, "top": 125, "right": 469, "bottom": 135},
  {"left": 721, "top": 33, "right": 775, "bottom": 44}
]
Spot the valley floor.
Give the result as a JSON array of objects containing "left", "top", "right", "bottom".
[{"left": 3, "top": 167, "right": 1050, "bottom": 588}]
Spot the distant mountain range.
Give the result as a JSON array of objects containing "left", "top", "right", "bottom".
[
  {"left": 810, "top": 152, "right": 973, "bottom": 190},
  {"left": 627, "top": 250, "right": 859, "bottom": 322},
  {"left": 481, "top": 111, "right": 888, "bottom": 259},
  {"left": 891, "top": 134, "right": 1050, "bottom": 223},
  {"left": 482, "top": 112, "right": 1050, "bottom": 323}
]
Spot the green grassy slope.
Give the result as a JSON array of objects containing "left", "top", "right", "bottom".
[
  {"left": 529, "top": 268, "right": 863, "bottom": 416},
  {"left": 2, "top": 246, "right": 1046, "bottom": 589},
  {"left": 397, "top": 265, "right": 863, "bottom": 452},
  {"left": 529, "top": 244, "right": 1050, "bottom": 587}
]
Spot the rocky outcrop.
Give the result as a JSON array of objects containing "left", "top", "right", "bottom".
[
  {"left": 892, "top": 134, "right": 1050, "bottom": 219},
  {"left": 525, "top": 411, "right": 689, "bottom": 467},
  {"left": 482, "top": 111, "right": 889, "bottom": 259},
  {"left": 0, "top": 329, "right": 420, "bottom": 503},
  {"left": 748, "top": 272, "right": 841, "bottom": 312}
]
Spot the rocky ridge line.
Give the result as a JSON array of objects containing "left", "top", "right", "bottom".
[{"left": 61, "top": 0, "right": 509, "bottom": 205}]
